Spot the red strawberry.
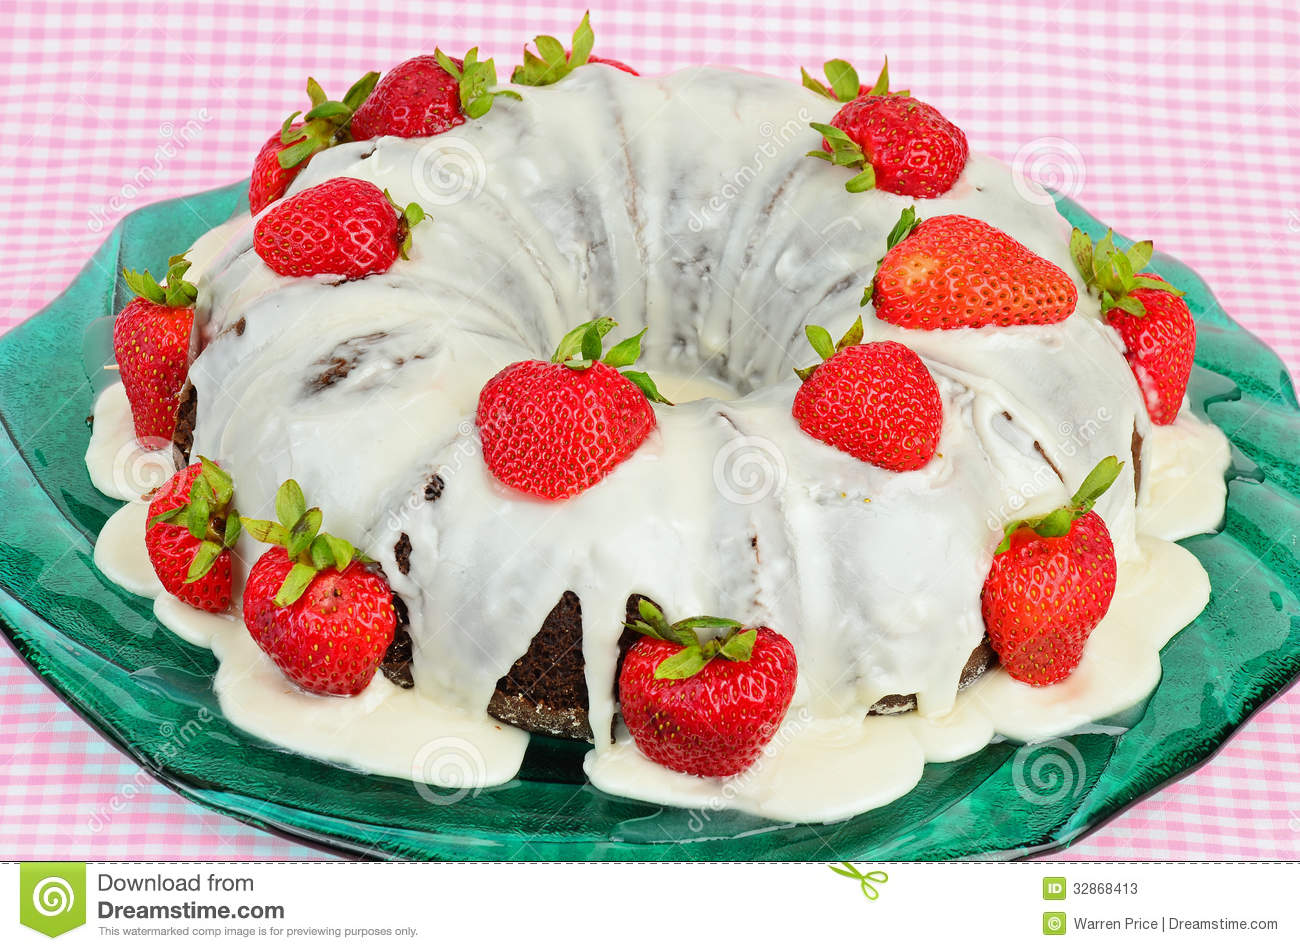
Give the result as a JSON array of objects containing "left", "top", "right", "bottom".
[
  {"left": 512, "top": 13, "right": 635, "bottom": 85},
  {"left": 1070, "top": 229, "right": 1194, "bottom": 425},
  {"left": 801, "top": 56, "right": 901, "bottom": 103},
  {"left": 618, "top": 600, "right": 798, "bottom": 777},
  {"left": 981, "top": 456, "right": 1123, "bottom": 686},
  {"left": 476, "top": 318, "right": 671, "bottom": 500},
  {"left": 253, "top": 177, "right": 425, "bottom": 279},
  {"left": 792, "top": 317, "right": 942, "bottom": 471},
  {"left": 249, "top": 122, "right": 306, "bottom": 216},
  {"left": 350, "top": 48, "right": 517, "bottom": 140},
  {"left": 145, "top": 457, "right": 241, "bottom": 613},
  {"left": 114, "top": 256, "right": 196, "bottom": 444},
  {"left": 248, "top": 72, "right": 380, "bottom": 214},
  {"left": 808, "top": 85, "right": 967, "bottom": 197},
  {"left": 241, "top": 479, "right": 396, "bottom": 697},
  {"left": 870, "top": 209, "right": 1079, "bottom": 329}
]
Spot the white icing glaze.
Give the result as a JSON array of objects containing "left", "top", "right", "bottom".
[{"left": 85, "top": 64, "right": 1232, "bottom": 821}]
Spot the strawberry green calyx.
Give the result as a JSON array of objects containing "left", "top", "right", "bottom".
[
  {"left": 627, "top": 598, "right": 754, "bottom": 680},
  {"left": 800, "top": 56, "right": 907, "bottom": 103},
  {"left": 1070, "top": 228, "right": 1184, "bottom": 317},
  {"left": 147, "top": 456, "right": 241, "bottom": 582},
  {"left": 512, "top": 11, "right": 597, "bottom": 87},
  {"left": 240, "top": 479, "right": 373, "bottom": 607},
  {"left": 860, "top": 205, "right": 922, "bottom": 303},
  {"left": 433, "top": 47, "right": 521, "bottom": 120},
  {"left": 995, "top": 455, "right": 1124, "bottom": 553},
  {"left": 549, "top": 318, "right": 673, "bottom": 404},
  {"left": 122, "top": 255, "right": 198, "bottom": 308},
  {"left": 807, "top": 122, "right": 876, "bottom": 192},
  {"left": 382, "top": 189, "right": 427, "bottom": 259},
  {"left": 276, "top": 71, "right": 381, "bottom": 170},
  {"left": 794, "top": 315, "right": 865, "bottom": 381}
]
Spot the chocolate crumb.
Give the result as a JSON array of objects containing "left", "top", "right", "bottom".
[
  {"left": 424, "top": 474, "right": 445, "bottom": 502},
  {"left": 394, "top": 532, "right": 412, "bottom": 575}
]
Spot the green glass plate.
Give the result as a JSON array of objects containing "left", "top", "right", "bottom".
[{"left": 2, "top": 182, "right": 1298, "bottom": 861}]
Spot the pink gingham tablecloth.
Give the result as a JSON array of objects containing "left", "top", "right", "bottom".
[{"left": 1, "top": 0, "right": 1298, "bottom": 860}]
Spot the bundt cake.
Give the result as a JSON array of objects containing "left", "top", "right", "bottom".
[{"left": 87, "top": 22, "right": 1231, "bottom": 823}]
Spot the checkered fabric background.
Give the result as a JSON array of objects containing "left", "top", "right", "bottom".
[{"left": 1, "top": 0, "right": 1298, "bottom": 860}]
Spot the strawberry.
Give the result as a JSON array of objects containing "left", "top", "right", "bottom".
[
  {"left": 868, "top": 209, "right": 1078, "bottom": 329},
  {"left": 349, "top": 48, "right": 518, "bottom": 140},
  {"left": 241, "top": 479, "right": 396, "bottom": 697},
  {"left": 253, "top": 177, "right": 425, "bottom": 279},
  {"left": 807, "top": 81, "right": 967, "bottom": 197},
  {"left": 248, "top": 72, "right": 380, "bottom": 214},
  {"left": 114, "top": 256, "right": 197, "bottom": 444},
  {"left": 1070, "top": 229, "right": 1194, "bottom": 425},
  {"left": 476, "top": 318, "right": 671, "bottom": 500},
  {"left": 145, "top": 457, "right": 241, "bottom": 613},
  {"left": 792, "top": 317, "right": 942, "bottom": 471},
  {"left": 512, "top": 13, "right": 636, "bottom": 85},
  {"left": 618, "top": 599, "right": 798, "bottom": 778},
  {"left": 981, "top": 456, "right": 1123, "bottom": 686},
  {"left": 800, "top": 56, "right": 902, "bottom": 103}
]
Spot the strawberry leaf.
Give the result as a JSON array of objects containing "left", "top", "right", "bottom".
[
  {"left": 805, "top": 324, "right": 836, "bottom": 361},
  {"left": 223, "top": 512, "right": 242, "bottom": 548},
  {"left": 186, "top": 540, "right": 224, "bottom": 584},
  {"left": 603, "top": 328, "right": 646, "bottom": 368},
  {"left": 867, "top": 57, "right": 892, "bottom": 96},
  {"left": 622, "top": 370, "right": 673, "bottom": 405},
  {"left": 719, "top": 627, "right": 756, "bottom": 662},
  {"left": 801, "top": 67, "right": 837, "bottom": 100},
  {"left": 240, "top": 517, "right": 287, "bottom": 547},
  {"left": 823, "top": 59, "right": 860, "bottom": 103},
  {"left": 845, "top": 168, "right": 876, "bottom": 192},
  {"left": 275, "top": 479, "right": 307, "bottom": 528},
  {"left": 274, "top": 562, "right": 319, "bottom": 607},
  {"left": 654, "top": 644, "right": 708, "bottom": 680},
  {"left": 286, "top": 507, "right": 323, "bottom": 560},
  {"left": 551, "top": 317, "right": 617, "bottom": 364}
]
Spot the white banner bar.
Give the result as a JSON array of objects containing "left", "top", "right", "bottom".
[{"left": 2, "top": 861, "right": 1295, "bottom": 948}]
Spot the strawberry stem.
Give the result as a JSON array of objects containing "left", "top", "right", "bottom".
[
  {"left": 1070, "top": 227, "right": 1183, "bottom": 317},
  {"left": 511, "top": 12, "right": 598, "bottom": 86},
  {"left": 147, "top": 456, "right": 241, "bottom": 583},
  {"left": 627, "top": 598, "right": 753, "bottom": 681},
  {"left": 275, "top": 71, "right": 380, "bottom": 170},
  {"left": 549, "top": 318, "right": 674, "bottom": 404},
  {"left": 122, "top": 255, "right": 197, "bottom": 308},
  {"left": 240, "top": 479, "right": 372, "bottom": 606},
  {"left": 995, "top": 455, "right": 1124, "bottom": 553},
  {"left": 794, "top": 315, "right": 864, "bottom": 381}
]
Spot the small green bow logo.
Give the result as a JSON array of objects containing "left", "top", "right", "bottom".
[
  {"left": 19, "top": 863, "right": 86, "bottom": 937},
  {"left": 828, "top": 862, "right": 888, "bottom": 900}
]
